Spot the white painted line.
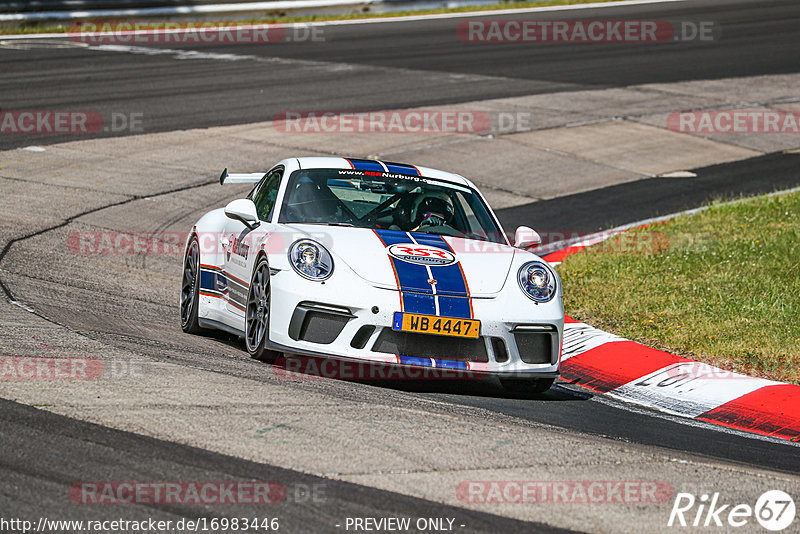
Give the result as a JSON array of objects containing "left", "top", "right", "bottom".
[
  {"left": 0, "top": 0, "right": 690, "bottom": 33},
  {"left": 87, "top": 43, "right": 259, "bottom": 61},
  {"left": 659, "top": 170, "right": 697, "bottom": 178}
]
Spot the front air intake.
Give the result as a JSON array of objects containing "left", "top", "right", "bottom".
[
  {"left": 491, "top": 337, "right": 509, "bottom": 363},
  {"left": 512, "top": 325, "right": 558, "bottom": 365},
  {"left": 288, "top": 302, "right": 354, "bottom": 344}
]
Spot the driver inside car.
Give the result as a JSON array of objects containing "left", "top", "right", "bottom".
[{"left": 410, "top": 191, "right": 455, "bottom": 231}]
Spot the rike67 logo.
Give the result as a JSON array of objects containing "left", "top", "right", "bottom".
[{"left": 668, "top": 490, "right": 795, "bottom": 531}]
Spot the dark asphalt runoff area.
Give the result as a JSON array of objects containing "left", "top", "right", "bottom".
[{"left": 497, "top": 151, "right": 800, "bottom": 235}]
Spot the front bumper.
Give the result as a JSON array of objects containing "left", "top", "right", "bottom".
[{"left": 267, "top": 270, "right": 563, "bottom": 377}]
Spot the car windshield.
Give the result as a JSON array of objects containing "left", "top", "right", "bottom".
[{"left": 279, "top": 168, "right": 506, "bottom": 244}]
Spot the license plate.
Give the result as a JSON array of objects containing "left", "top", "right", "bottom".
[{"left": 392, "top": 312, "right": 480, "bottom": 339}]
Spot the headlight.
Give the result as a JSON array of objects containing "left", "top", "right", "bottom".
[
  {"left": 288, "top": 239, "right": 334, "bottom": 281},
  {"left": 517, "top": 261, "right": 557, "bottom": 303}
]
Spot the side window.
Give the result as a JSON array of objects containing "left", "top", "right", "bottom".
[{"left": 251, "top": 168, "right": 282, "bottom": 222}]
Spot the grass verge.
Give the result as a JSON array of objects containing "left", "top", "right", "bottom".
[
  {"left": 559, "top": 190, "right": 800, "bottom": 384},
  {"left": 2, "top": 0, "right": 623, "bottom": 35}
]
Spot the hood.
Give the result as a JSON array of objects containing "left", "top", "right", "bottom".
[{"left": 284, "top": 225, "right": 516, "bottom": 296}]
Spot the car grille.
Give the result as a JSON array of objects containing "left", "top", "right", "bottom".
[{"left": 371, "top": 329, "right": 489, "bottom": 362}]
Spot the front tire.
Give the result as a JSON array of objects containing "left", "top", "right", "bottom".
[
  {"left": 246, "top": 257, "right": 281, "bottom": 363},
  {"left": 180, "top": 236, "right": 207, "bottom": 334}
]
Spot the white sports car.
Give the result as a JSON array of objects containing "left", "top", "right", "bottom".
[{"left": 180, "top": 157, "right": 563, "bottom": 392}]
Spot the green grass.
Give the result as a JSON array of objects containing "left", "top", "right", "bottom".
[
  {"left": 560, "top": 190, "right": 800, "bottom": 384},
  {"left": 1, "top": 0, "right": 623, "bottom": 35}
]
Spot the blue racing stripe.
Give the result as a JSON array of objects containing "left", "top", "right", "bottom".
[
  {"left": 430, "top": 263, "right": 471, "bottom": 317},
  {"left": 199, "top": 270, "right": 214, "bottom": 290},
  {"left": 401, "top": 292, "right": 436, "bottom": 315},
  {"left": 409, "top": 232, "right": 452, "bottom": 250},
  {"left": 375, "top": 229, "right": 473, "bottom": 317},
  {"left": 346, "top": 158, "right": 384, "bottom": 172},
  {"left": 428, "top": 263, "right": 468, "bottom": 296},
  {"left": 200, "top": 270, "right": 222, "bottom": 291},
  {"left": 374, "top": 229, "right": 436, "bottom": 314},
  {"left": 375, "top": 230, "right": 433, "bottom": 292},
  {"left": 394, "top": 262, "right": 434, "bottom": 294},
  {"left": 433, "top": 358, "right": 468, "bottom": 370},
  {"left": 374, "top": 228, "right": 409, "bottom": 246},
  {"left": 383, "top": 161, "right": 419, "bottom": 175},
  {"left": 397, "top": 356, "right": 468, "bottom": 370},
  {"left": 408, "top": 233, "right": 472, "bottom": 318},
  {"left": 398, "top": 355, "right": 432, "bottom": 367},
  {"left": 437, "top": 296, "right": 471, "bottom": 319}
]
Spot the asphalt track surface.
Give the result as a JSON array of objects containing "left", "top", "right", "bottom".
[
  {"left": 0, "top": 398, "right": 563, "bottom": 533},
  {"left": 0, "top": 0, "right": 799, "bottom": 149},
  {"left": 2, "top": 0, "right": 800, "bottom": 529}
]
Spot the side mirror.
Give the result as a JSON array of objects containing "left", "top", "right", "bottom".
[
  {"left": 224, "top": 199, "right": 260, "bottom": 229},
  {"left": 514, "top": 226, "right": 541, "bottom": 250}
]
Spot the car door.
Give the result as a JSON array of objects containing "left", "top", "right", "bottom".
[{"left": 221, "top": 167, "right": 283, "bottom": 316}]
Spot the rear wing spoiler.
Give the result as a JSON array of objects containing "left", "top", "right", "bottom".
[{"left": 219, "top": 168, "right": 265, "bottom": 185}]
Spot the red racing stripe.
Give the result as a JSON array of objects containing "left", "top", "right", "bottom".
[
  {"left": 457, "top": 262, "right": 473, "bottom": 319},
  {"left": 561, "top": 341, "right": 688, "bottom": 393},
  {"left": 696, "top": 384, "right": 800, "bottom": 441}
]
